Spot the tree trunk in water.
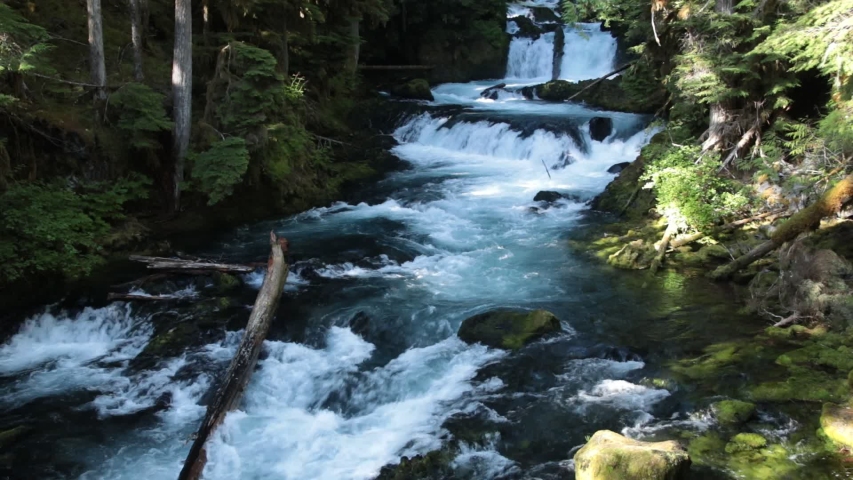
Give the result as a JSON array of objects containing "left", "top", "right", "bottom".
[
  {"left": 178, "top": 233, "right": 289, "bottom": 480},
  {"left": 86, "top": 0, "right": 107, "bottom": 102},
  {"left": 172, "top": 0, "right": 192, "bottom": 212},
  {"left": 347, "top": 17, "right": 360, "bottom": 73},
  {"left": 129, "top": 0, "right": 144, "bottom": 81},
  {"left": 711, "top": 174, "right": 853, "bottom": 280}
]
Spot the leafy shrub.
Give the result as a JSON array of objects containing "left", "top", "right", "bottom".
[
  {"left": 191, "top": 137, "right": 250, "bottom": 205},
  {"left": 110, "top": 83, "right": 173, "bottom": 149},
  {"left": 0, "top": 177, "right": 148, "bottom": 285},
  {"left": 642, "top": 144, "right": 750, "bottom": 229}
]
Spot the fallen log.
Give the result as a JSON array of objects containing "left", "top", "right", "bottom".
[
  {"left": 669, "top": 211, "right": 783, "bottom": 249},
  {"left": 711, "top": 173, "right": 853, "bottom": 280},
  {"left": 129, "top": 255, "right": 254, "bottom": 274},
  {"left": 358, "top": 64, "right": 434, "bottom": 70},
  {"left": 650, "top": 222, "right": 676, "bottom": 274},
  {"left": 107, "top": 292, "right": 191, "bottom": 302},
  {"left": 565, "top": 63, "right": 634, "bottom": 103},
  {"left": 178, "top": 232, "right": 289, "bottom": 480}
]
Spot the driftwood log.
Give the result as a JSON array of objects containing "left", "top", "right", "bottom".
[
  {"left": 107, "top": 293, "right": 192, "bottom": 302},
  {"left": 129, "top": 256, "right": 254, "bottom": 274},
  {"left": 177, "top": 232, "right": 289, "bottom": 480},
  {"left": 712, "top": 173, "right": 853, "bottom": 280}
]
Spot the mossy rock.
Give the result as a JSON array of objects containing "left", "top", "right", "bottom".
[
  {"left": 725, "top": 433, "right": 767, "bottom": 454},
  {"left": 607, "top": 239, "right": 656, "bottom": 270},
  {"left": 526, "top": 77, "right": 662, "bottom": 114},
  {"left": 763, "top": 324, "right": 826, "bottom": 342},
  {"left": 389, "top": 79, "right": 434, "bottom": 101},
  {"left": 590, "top": 143, "right": 659, "bottom": 220},
  {"left": 529, "top": 6, "right": 560, "bottom": 22},
  {"left": 0, "top": 426, "right": 31, "bottom": 449},
  {"left": 820, "top": 403, "right": 853, "bottom": 448},
  {"left": 776, "top": 342, "right": 853, "bottom": 372},
  {"left": 574, "top": 430, "right": 690, "bottom": 480},
  {"left": 748, "top": 367, "right": 848, "bottom": 403},
  {"left": 214, "top": 272, "right": 241, "bottom": 292},
  {"left": 712, "top": 400, "right": 756, "bottom": 425},
  {"left": 457, "top": 309, "right": 561, "bottom": 350},
  {"left": 375, "top": 449, "right": 455, "bottom": 480}
]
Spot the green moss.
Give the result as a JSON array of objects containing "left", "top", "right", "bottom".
[
  {"left": 749, "top": 367, "right": 848, "bottom": 403},
  {"left": 457, "top": 309, "right": 562, "bottom": 350},
  {"left": 375, "top": 449, "right": 455, "bottom": 480},
  {"left": 574, "top": 431, "right": 690, "bottom": 480},
  {"left": 214, "top": 272, "right": 242, "bottom": 293},
  {"left": 0, "top": 426, "right": 31, "bottom": 449},
  {"left": 712, "top": 400, "right": 756, "bottom": 425},
  {"left": 776, "top": 342, "right": 853, "bottom": 372},
  {"left": 530, "top": 77, "right": 663, "bottom": 113},
  {"left": 820, "top": 403, "right": 853, "bottom": 447},
  {"left": 389, "top": 79, "right": 434, "bottom": 101},
  {"left": 725, "top": 433, "right": 767, "bottom": 453}
]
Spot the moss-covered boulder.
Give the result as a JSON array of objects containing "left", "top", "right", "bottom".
[
  {"left": 530, "top": 6, "right": 560, "bottom": 23},
  {"left": 389, "top": 79, "right": 434, "bottom": 101},
  {"left": 574, "top": 430, "right": 690, "bottom": 480},
  {"left": 375, "top": 450, "right": 455, "bottom": 480},
  {"left": 457, "top": 309, "right": 561, "bottom": 350},
  {"left": 821, "top": 403, "right": 853, "bottom": 447},
  {"left": 522, "top": 77, "right": 663, "bottom": 113},
  {"left": 724, "top": 433, "right": 767, "bottom": 454},
  {"left": 607, "top": 239, "right": 656, "bottom": 270},
  {"left": 590, "top": 135, "right": 662, "bottom": 220},
  {"left": 712, "top": 400, "right": 756, "bottom": 425}
]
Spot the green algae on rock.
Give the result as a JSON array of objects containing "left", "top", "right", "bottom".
[
  {"left": 820, "top": 403, "right": 853, "bottom": 448},
  {"left": 574, "top": 430, "right": 690, "bottom": 480},
  {"left": 712, "top": 400, "right": 756, "bottom": 425},
  {"left": 457, "top": 309, "right": 562, "bottom": 350},
  {"left": 725, "top": 433, "right": 767, "bottom": 453},
  {"left": 389, "top": 79, "right": 435, "bottom": 101}
]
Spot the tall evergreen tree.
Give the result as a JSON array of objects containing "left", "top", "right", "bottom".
[{"left": 172, "top": 0, "right": 192, "bottom": 211}]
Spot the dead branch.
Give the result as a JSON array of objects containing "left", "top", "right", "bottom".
[{"left": 129, "top": 256, "right": 255, "bottom": 274}]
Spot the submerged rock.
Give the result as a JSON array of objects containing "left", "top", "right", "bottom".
[
  {"left": 724, "top": 433, "right": 767, "bottom": 454},
  {"left": 389, "top": 79, "right": 434, "bottom": 101},
  {"left": 821, "top": 403, "right": 853, "bottom": 447},
  {"left": 589, "top": 117, "right": 613, "bottom": 142},
  {"left": 607, "top": 162, "right": 631, "bottom": 174},
  {"left": 480, "top": 83, "right": 507, "bottom": 100},
  {"left": 712, "top": 400, "right": 756, "bottom": 425},
  {"left": 574, "top": 430, "right": 690, "bottom": 480},
  {"left": 457, "top": 309, "right": 561, "bottom": 350}
]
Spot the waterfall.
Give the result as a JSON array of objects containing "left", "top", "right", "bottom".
[
  {"left": 506, "top": 33, "right": 556, "bottom": 80},
  {"left": 559, "top": 24, "right": 618, "bottom": 81}
]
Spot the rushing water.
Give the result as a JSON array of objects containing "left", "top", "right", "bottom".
[{"left": 0, "top": 3, "right": 834, "bottom": 480}]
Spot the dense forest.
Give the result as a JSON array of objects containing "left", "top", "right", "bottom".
[{"left": 0, "top": 0, "right": 508, "bottom": 301}]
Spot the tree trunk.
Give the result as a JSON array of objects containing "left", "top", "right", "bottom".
[
  {"left": 86, "top": 0, "right": 107, "bottom": 102},
  {"left": 202, "top": 0, "right": 210, "bottom": 45},
  {"left": 128, "top": 255, "right": 256, "bottom": 273},
  {"left": 178, "top": 233, "right": 289, "bottom": 480},
  {"left": 346, "top": 17, "right": 360, "bottom": 73},
  {"left": 281, "top": 17, "right": 289, "bottom": 76},
  {"left": 129, "top": 0, "right": 144, "bottom": 81},
  {"left": 711, "top": 174, "right": 853, "bottom": 280},
  {"left": 701, "top": 0, "right": 735, "bottom": 152},
  {"left": 172, "top": 0, "right": 192, "bottom": 212}
]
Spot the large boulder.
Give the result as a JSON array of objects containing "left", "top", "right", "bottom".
[
  {"left": 530, "top": 6, "right": 560, "bottom": 23},
  {"left": 712, "top": 399, "right": 756, "bottom": 425},
  {"left": 821, "top": 403, "right": 853, "bottom": 447},
  {"left": 607, "top": 162, "right": 631, "bottom": 174},
  {"left": 509, "top": 15, "right": 541, "bottom": 38},
  {"left": 589, "top": 117, "right": 613, "bottom": 142},
  {"left": 574, "top": 430, "right": 691, "bottom": 480},
  {"left": 458, "top": 309, "right": 561, "bottom": 350},
  {"left": 390, "top": 79, "right": 434, "bottom": 101},
  {"left": 480, "top": 83, "right": 508, "bottom": 100},
  {"left": 523, "top": 77, "right": 664, "bottom": 114},
  {"left": 534, "top": 190, "right": 566, "bottom": 203}
]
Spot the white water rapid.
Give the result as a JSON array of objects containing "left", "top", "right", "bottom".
[{"left": 0, "top": 3, "right": 669, "bottom": 480}]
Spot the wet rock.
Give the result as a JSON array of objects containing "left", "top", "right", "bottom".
[
  {"left": 349, "top": 311, "right": 371, "bottom": 338},
  {"left": 530, "top": 6, "right": 560, "bottom": 23},
  {"left": 458, "top": 309, "right": 561, "bottom": 350},
  {"left": 550, "top": 153, "right": 575, "bottom": 170},
  {"left": 389, "top": 79, "right": 434, "bottom": 101},
  {"left": 534, "top": 191, "right": 565, "bottom": 203},
  {"left": 589, "top": 117, "right": 613, "bottom": 142},
  {"left": 533, "top": 77, "right": 664, "bottom": 114},
  {"left": 376, "top": 449, "right": 455, "bottom": 480},
  {"left": 214, "top": 272, "right": 242, "bottom": 293},
  {"left": 821, "top": 403, "right": 853, "bottom": 447},
  {"left": 574, "top": 430, "right": 690, "bottom": 480},
  {"left": 607, "top": 162, "right": 631, "bottom": 174},
  {"left": 712, "top": 400, "right": 756, "bottom": 425},
  {"left": 0, "top": 426, "right": 32, "bottom": 449},
  {"left": 508, "top": 15, "right": 541, "bottom": 38},
  {"left": 724, "top": 433, "right": 767, "bottom": 454},
  {"left": 480, "top": 83, "right": 507, "bottom": 100},
  {"left": 607, "top": 240, "right": 656, "bottom": 270}
]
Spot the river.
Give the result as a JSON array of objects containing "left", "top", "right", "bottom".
[{"left": 0, "top": 2, "right": 824, "bottom": 479}]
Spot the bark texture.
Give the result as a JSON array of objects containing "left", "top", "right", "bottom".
[
  {"left": 128, "top": 255, "right": 255, "bottom": 273},
  {"left": 87, "top": 0, "right": 107, "bottom": 101},
  {"left": 172, "top": 0, "right": 192, "bottom": 211},
  {"left": 130, "top": 0, "right": 144, "bottom": 81},
  {"left": 178, "top": 233, "right": 290, "bottom": 480}
]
